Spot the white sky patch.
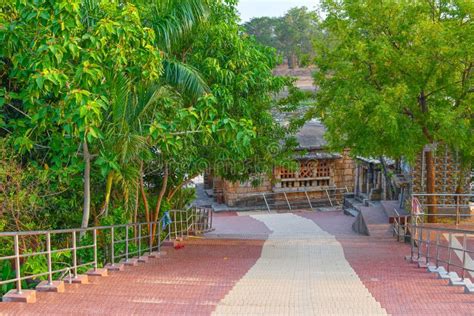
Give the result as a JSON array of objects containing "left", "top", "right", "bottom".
[{"left": 237, "top": 0, "right": 320, "bottom": 22}]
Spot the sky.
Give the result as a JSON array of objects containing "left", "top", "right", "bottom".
[{"left": 237, "top": 0, "right": 319, "bottom": 22}]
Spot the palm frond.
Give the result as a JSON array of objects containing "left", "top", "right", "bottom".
[
  {"left": 80, "top": 0, "right": 101, "bottom": 28},
  {"left": 163, "top": 60, "right": 209, "bottom": 99},
  {"left": 147, "top": 0, "right": 209, "bottom": 51},
  {"left": 108, "top": 72, "right": 131, "bottom": 132},
  {"left": 129, "top": 84, "right": 175, "bottom": 128}
]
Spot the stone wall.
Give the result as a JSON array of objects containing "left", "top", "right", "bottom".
[
  {"left": 222, "top": 177, "right": 272, "bottom": 206},
  {"left": 209, "top": 150, "right": 355, "bottom": 206},
  {"left": 333, "top": 150, "right": 356, "bottom": 191},
  {"left": 411, "top": 145, "right": 471, "bottom": 206}
]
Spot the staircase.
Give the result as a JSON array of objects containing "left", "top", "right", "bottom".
[
  {"left": 356, "top": 204, "right": 393, "bottom": 238},
  {"left": 344, "top": 196, "right": 402, "bottom": 238}
]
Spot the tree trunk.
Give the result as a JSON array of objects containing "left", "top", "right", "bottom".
[
  {"left": 425, "top": 149, "right": 437, "bottom": 223},
  {"left": 418, "top": 91, "right": 437, "bottom": 223},
  {"left": 81, "top": 140, "right": 91, "bottom": 229},
  {"left": 166, "top": 173, "right": 199, "bottom": 202},
  {"left": 139, "top": 162, "right": 150, "bottom": 223},
  {"left": 133, "top": 176, "right": 140, "bottom": 224},
  {"left": 152, "top": 164, "right": 168, "bottom": 242},
  {"left": 288, "top": 53, "right": 298, "bottom": 69},
  {"left": 100, "top": 171, "right": 114, "bottom": 218}
]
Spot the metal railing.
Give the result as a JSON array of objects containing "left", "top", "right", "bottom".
[
  {"left": 389, "top": 194, "right": 474, "bottom": 282},
  {"left": 409, "top": 224, "right": 474, "bottom": 280},
  {"left": 411, "top": 193, "right": 474, "bottom": 225},
  {"left": 261, "top": 187, "right": 349, "bottom": 212},
  {"left": 0, "top": 207, "right": 212, "bottom": 297},
  {"left": 392, "top": 208, "right": 409, "bottom": 242},
  {"left": 168, "top": 207, "right": 213, "bottom": 239}
]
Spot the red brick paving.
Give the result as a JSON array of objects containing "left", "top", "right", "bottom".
[
  {"left": 212, "top": 211, "right": 238, "bottom": 217},
  {"left": 205, "top": 213, "right": 271, "bottom": 239},
  {"left": 0, "top": 240, "right": 264, "bottom": 316},
  {"left": 299, "top": 211, "right": 474, "bottom": 315},
  {"left": 2, "top": 211, "right": 473, "bottom": 315}
]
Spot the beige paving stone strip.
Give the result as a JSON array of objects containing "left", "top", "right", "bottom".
[{"left": 213, "top": 213, "right": 387, "bottom": 315}]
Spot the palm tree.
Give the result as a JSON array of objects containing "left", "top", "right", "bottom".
[{"left": 79, "top": 0, "right": 210, "bottom": 228}]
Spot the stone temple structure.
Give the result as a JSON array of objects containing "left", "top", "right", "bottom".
[
  {"left": 205, "top": 119, "right": 356, "bottom": 208},
  {"left": 352, "top": 144, "right": 472, "bottom": 212}
]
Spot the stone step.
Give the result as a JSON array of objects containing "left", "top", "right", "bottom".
[
  {"left": 428, "top": 265, "right": 447, "bottom": 274},
  {"left": 2, "top": 290, "right": 36, "bottom": 303},
  {"left": 464, "top": 282, "right": 474, "bottom": 294},
  {"left": 438, "top": 271, "right": 459, "bottom": 280},
  {"left": 417, "top": 261, "right": 429, "bottom": 268},
  {"left": 344, "top": 208, "right": 359, "bottom": 217},
  {"left": 449, "top": 277, "right": 472, "bottom": 287}
]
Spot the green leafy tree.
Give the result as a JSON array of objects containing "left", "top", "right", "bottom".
[
  {"left": 312, "top": 0, "right": 473, "bottom": 220},
  {"left": 244, "top": 6, "right": 322, "bottom": 68},
  {"left": 0, "top": 0, "right": 294, "bottom": 235},
  {"left": 187, "top": 0, "right": 294, "bottom": 181},
  {"left": 1, "top": 0, "right": 162, "bottom": 228},
  {"left": 242, "top": 17, "right": 281, "bottom": 50}
]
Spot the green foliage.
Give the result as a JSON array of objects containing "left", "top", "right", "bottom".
[
  {"left": 312, "top": 0, "right": 473, "bottom": 165},
  {"left": 1, "top": 261, "right": 16, "bottom": 295},
  {"left": 243, "top": 6, "right": 323, "bottom": 67},
  {"left": 170, "top": 187, "right": 196, "bottom": 209},
  {"left": 0, "top": 0, "right": 292, "bottom": 249},
  {"left": 185, "top": 0, "right": 294, "bottom": 182},
  {"left": 0, "top": 138, "right": 82, "bottom": 232}
]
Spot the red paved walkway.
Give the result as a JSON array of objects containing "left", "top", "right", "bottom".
[
  {"left": 0, "top": 239, "right": 264, "bottom": 315},
  {"left": 205, "top": 212, "right": 271, "bottom": 239},
  {"left": 300, "top": 211, "right": 474, "bottom": 315},
  {"left": 1, "top": 211, "right": 473, "bottom": 315}
]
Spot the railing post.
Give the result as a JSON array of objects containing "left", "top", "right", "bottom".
[
  {"left": 72, "top": 231, "right": 78, "bottom": 278},
  {"left": 456, "top": 196, "right": 460, "bottom": 226},
  {"left": 158, "top": 220, "right": 161, "bottom": 253},
  {"left": 283, "top": 192, "right": 292, "bottom": 211},
  {"left": 209, "top": 208, "right": 213, "bottom": 230},
  {"left": 435, "top": 231, "right": 440, "bottom": 268},
  {"left": 404, "top": 216, "right": 408, "bottom": 241},
  {"left": 149, "top": 222, "right": 153, "bottom": 253},
  {"left": 174, "top": 212, "right": 178, "bottom": 239},
  {"left": 110, "top": 227, "right": 115, "bottom": 266},
  {"left": 186, "top": 210, "right": 190, "bottom": 237},
  {"left": 138, "top": 224, "right": 142, "bottom": 258},
  {"left": 262, "top": 194, "right": 271, "bottom": 213},
  {"left": 447, "top": 232, "right": 453, "bottom": 272},
  {"left": 202, "top": 209, "right": 205, "bottom": 231},
  {"left": 125, "top": 225, "right": 129, "bottom": 262},
  {"left": 417, "top": 226, "right": 423, "bottom": 260},
  {"left": 410, "top": 225, "right": 415, "bottom": 260},
  {"left": 426, "top": 230, "right": 431, "bottom": 264},
  {"left": 168, "top": 218, "right": 171, "bottom": 240},
  {"left": 46, "top": 232, "right": 53, "bottom": 285},
  {"left": 14, "top": 235, "right": 22, "bottom": 294},
  {"left": 325, "top": 189, "right": 333, "bottom": 207},
  {"left": 93, "top": 229, "right": 98, "bottom": 272},
  {"left": 181, "top": 212, "right": 184, "bottom": 238},
  {"left": 462, "top": 233, "right": 467, "bottom": 280},
  {"left": 305, "top": 191, "right": 313, "bottom": 211}
]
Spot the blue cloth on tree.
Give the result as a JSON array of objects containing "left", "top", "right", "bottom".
[{"left": 162, "top": 211, "right": 172, "bottom": 229}]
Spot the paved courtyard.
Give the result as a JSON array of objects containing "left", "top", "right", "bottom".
[{"left": 1, "top": 211, "right": 473, "bottom": 315}]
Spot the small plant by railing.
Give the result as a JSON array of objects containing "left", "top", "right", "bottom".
[{"left": 0, "top": 207, "right": 212, "bottom": 300}]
